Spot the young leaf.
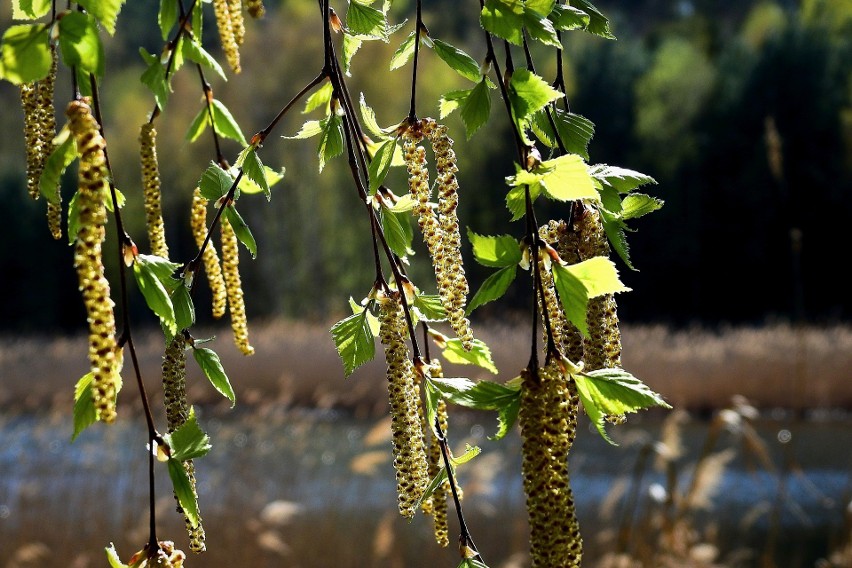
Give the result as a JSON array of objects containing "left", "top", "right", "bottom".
[
  {"left": 66, "top": 191, "right": 80, "bottom": 244},
  {"left": 467, "top": 230, "right": 521, "bottom": 268},
  {"left": 72, "top": 372, "right": 97, "bottom": 441},
  {"left": 589, "top": 164, "right": 657, "bottom": 193},
  {"left": 569, "top": 0, "right": 615, "bottom": 39},
  {"left": 318, "top": 114, "right": 345, "bottom": 172},
  {"left": 285, "top": 119, "right": 323, "bottom": 140},
  {"left": 105, "top": 544, "right": 130, "bottom": 568},
  {"left": 460, "top": 79, "right": 491, "bottom": 138},
  {"left": 549, "top": 3, "right": 590, "bottom": 30},
  {"left": 346, "top": 1, "right": 389, "bottom": 40},
  {"left": 431, "top": 39, "right": 481, "bottom": 83},
  {"left": 574, "top": 368, "right": 671, "bottom": 444},
  {"left": 389, "top": 29, "right": 416, "bottom": 70},
  {"left": 459, "top": 559, "right": 490, "bottom": 568},
  {"left": 158, "top": 0, "right": 178, "bottom": 39},
  {"left": 133, "top": 255, "right": 179, "bottom": 335},
  {"left": 193, "top": 347, "right": 235, "bottom": 406},
  {"left": 211, "top": 99, "right": 248, "bottom": 145},
  {"left": 428, "top": 377, "right": 521, "bottom": 440},
  {"left": 171, "top": 280, "right": 195, "bottom": 331},
  {"left": 440, "top": 338, "right": 499, "bottom": 374},
  {"left": 523, "top": 0, "right": 561, "bottom": 47},
  {"left": 237, "top": 146, "right": 271, "bottom": 200},
  {"left": 348, "top": 296, "right": 381, "bottom": 335},
  {"left": 75, "top": 0, "right": 127, "bottom": 36},
  {"left": 167, "top": 458, "right": 200, "bottom": 527},
  {"left": 621, "top": 193, "right": 664, "bottom": 220},
  {"left": 381, "top": 208, "right": 414, "bottom": 258},
  {"left": 139, "top": 48, "right": 169, "bottom": 110},
  {"left": 182, "top": 36, "right": 226, "bottom": 81},
  {"left": 531, "top": 108, "right": 595, "bottom": 160},
  {"left": 58, "top": 12, "right": 105, "bottom": 78},
  {"left": 342, "top": 33, "right": 362, "bottom": 76},
  {"left": 450, "top": 443, "right": 482, "bottom": 466},
  {"left": 508, "top": 68, "right": 562, "bottom": 125},
  {"left": 368, "top": 138, "right": 397, "bottom": 194},
  {"left": 12, "top": 0, "right": 51, "bottom": 20},
  {"left": 164, "top": 407, "right": 212, "bottom": 461},
  {"left": 330, "top": 310, "right": 376, "bottom": 378},
  {"left": 359, "top": 93, "right": 390, "bottom": 139},
  {"left": 223, "top": 205, "right": 257, "bottom": 259},
  {"left": 0, "top": 24, "right": 51, "bottom": 84},
  {"left": 599, "top": 208, "right": 634, "bottom": 270},
  {"left": 466, "top": 265, "right": 516, "bottom": 314},
  {"left": 412, "top": 294, "right": 447, "bottom": 322},
  {"left": 185, "top": 105, "right": 209, "bottom": 142},
  {"left": 439, "top": 88, "right": 469, "bottom": 119},
  {"left": 537, "top": 154, "right": 597, "bottom": 202},
  {"left": 237, "top": 165, "right": 284, "bottom": 196},
  {"left": 480, "top": 0, "right": 525, "bottom": 45},
  {"left": 504, "top": 182, "right": 541, "bottom": 222},
  {"left": 39, "top": 129, "right": 76, "bottom": 203},
  {"left": 199, "top": 162, "right": 234, "bottom": 201},
  {"left": 414, "top": 467, "right": 449, "bottom": 510},
  {"left": 303, "top": 80, "right": 333, "bottom": 114},
  {"left": 551, "top": 257, "right": 630, "bottom": 336}
]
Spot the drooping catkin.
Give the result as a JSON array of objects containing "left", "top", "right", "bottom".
[
  {"left": 519, "top": 360, "right": 582, "bottom": 567},
  {"left": 190, "top": 188, "right": 227, "bottom": 319},
  {"left": 377, "top": 292, "right": 429, "bottom": 518},
  {"left": 424, "top": 359, "right": 450, "bottom": 547},
  {"left": 575, "top": 207, "right": 621, "bottom": 371},
  {"left": 21, "top": 46, "right": 57, "bottom": 202},
  {"left": 220, "top": 214, "right": 254, "bottom": 355},
  {"left": 162, "top": 335, "right": 206, "bottom": 553},
  {"left": 139, "top": 123, "right": 169, "bottom": 258},
  {"left": 228, "top": 0, "right": 245, "bottom": 46},
  {"left": 246, "top": 0, "right": 265, "bottom": 18},
  {"left": 539, "top": 220, "right": 584, "bottom": 363},
  {"left": 66, "top": 99, "right": 121, "bottom": 424},
  {"left": 212, "top": 0, "right": 241, "bottom": 73}
]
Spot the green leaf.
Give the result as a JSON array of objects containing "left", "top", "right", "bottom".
[
  {"left": 318, "top": 114, "right": 345, "bottom": 172},
  {"left": 550, "top": 4, "right": 590, "bottom": 30},
  {"left": 346, "top": 1, "right": 389, "bottom": 40},
  {"left": 0, "top": 24, "right": 51, "bottom": 84},
  {"left": 439, "top": 88, "right": 468, "bottom": 119},
  {"left": 105, "top": 544, "right": 129, "bottom": 568},
  {"left": 39, "top": 129, "right": 76, "bottom": 203},
  {"left": 133, "top": 255, "right": 179, "bottom": 335},
  {"left": 12, "top": 0, "right": 51, "bottom": 20},
  {"left": 459, "top": 559, "right": 490, "bottom": 568},
  {"left": 164, "top": 407, "right": 212, "bottom": 461},
  {"left": 460, "top": 79, "right": 491, "bottom": 139},
  {"left": 66, "top": 191, "right": 80, "bottom": 244},
  {"left": 568, "top": 0, "right": 615, "bottom": 39},
  {"left": 389, "top": 29, "right": 416, "bottom": 70},
  {"left": 185, "top": 105, "right": 209, "bottom": 142},
  {"left": 467, "top": 230, "right": 521, "bottom": 268},
  {"left": 76, "top": 0, "right": 126, "bottom": 35},
  {"left": 199, "top": 162, "right": 234, "bottom": 201},
  {"left": 599, "top": 207, "right": 634, "bottom": 270},
  {"left": 182, "top": 37, "right": 226, "bottom": 81},
  {"left": 531, "top": 108, "right": 595, "bottom": 160},
  {"left": 359, "top": 93, "right": 391, "bottom": 139},
  {"left": 58, "top": 12, "right": 105, "bottom": 78},
  {"left": 381, "top": 208, "right": 414, "bottom": 258},
  {"left": 523, "top": 0, "right": 561, "bottom": 47},
  {"left": 412, "top": 294, "right": 447, "bottom": 322},
  {"left": 139, "top": 47, "right": 169, "bottom": 110},
  {"left": 72, "top": 372, "right": 97, "bottom": 441},
  {"left": 167, "top": 458, "right": 200, "bottom": 527},
  {"left": 621, "top": 193, "right": 664, "bottom": 220},
  {"left": 224, "top": 205, "right": 257, "bottom": 259},
  {"left": 342, "top": 33, "right": 362, "bottom": 76},
  {"left": 574, "top": 368, "right": 670, "bottom": 444},
  {"left": 368, "top": 138, "right": 397, "bottom": 194},
  {"left": 210, "top": 99, "right": 247, "bottom": 145},
  {"left": 428, "top": 377, "right": 521, "bottom": 440},
  {"left": 330, "top": 310, "right": 376, "bottom": 378},
  {"left": 237, "top": 147, "right": 271, "bottom": 200},
  {"left": 504, "top": 182, "right": 541, "bottom": 221},
  {"left": 285, "top": 119, "right": 323, "bottom": 140},
  {"left": 171, "top": 280, "right": 195, "bottom": 331},
  {"left": 158, "top": 0, "right": 178, "bottom": 39},
  {"left": 467, "top": 265, "right": 516, "bottom": 314},
  {"left": 236, "top": 165, "right": 284, "bottom": 195},
  {"left": 303, "top": 80, "right": 333, "bottom": 114},
  {"left": 536, "top": 154, "right": 597, "bottom": 202},
  {"left": 480, "top": 0, "right": 525, "bottom": 45},
  {"left": 415, "top": 467, "right": 448, "bottom": 509},
  {"left": 432, "top": 39, "right": 481, "bottom": 83},
  {"left": 450, "top": 443, "right": 481, "bottom": 466},
  {"left": 193, "top": 347, "right": 235, "bottom": 406},
  {"left": 348, "top": 296, "right": 381, "bottom": 335},
  {"left": 440, "top": 338, "right": 498, "bottom": 374},
  {"left": 508, "top": 68, "right": 562, "bottom": 125},
  {"left": 589, "top": 164, "right": 657, "bottom": 193},
  {"left": 551, "top": 257, "right": 630, "bottom": 336}
]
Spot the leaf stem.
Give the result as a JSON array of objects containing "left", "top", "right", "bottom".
[{"left": 407, "top": 0, "right": 423, "bottom": 122}]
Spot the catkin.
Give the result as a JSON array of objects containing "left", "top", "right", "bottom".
[
  {"left": 190, "top": 188, "right": 227, "bottom": 319},
  {"left": 228, "top": 0, "right": 245, "bottom": 46},
  {"left": 66, "top": 99, "right": 121, "bottom": 424},
  {"left": 540, "top": 221, "right": 584, "bottom": 363},
  {"left": 403, "top": 120, "right": 473, "bottom": 349},
  {"left": 221, "top": 214, "right": 254, "bottom": 355},
  {"left": 139, "top": 123, "right": 169, "bottom": 258},
  {"left": 519, "top": 360, "right": 582, "bottom": 567},
  {"left": 162, "top": 335, "right": 206, "bottom": 553},
  {"left": 21, "top": 46, "right": 57, "bottom": 203},
  {"left": 377, "top": 292, "right": 429, "bottom": 518},
  {"left": 212, "top": 0, "right": 241, "bottom": 73},
  {"left": 424, "top": 359, "right": 450, "bottom": 547},
  {"left": 246, "top": 0, "right": 265, "bottom": 18},
  {"left": 575, "top": 207, "right": 621, "bottom": 371}
]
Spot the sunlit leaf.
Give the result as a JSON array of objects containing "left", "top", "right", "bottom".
[
  {"left": 480, "top": 0, "right": 525, "bottom": 45},
  {"left": 568, "top": 0, "right": 615, "bottom": 39},
  {"left": 182, "top": 36, "right": 226, "bottom": 81},
  {"left": 467, "top": 229, "right": 521, "bottom": 268},
  {"left": 318, "top": 114, "right": 345, "bottom": 172},
  {"left": 39, "top": 129, "right": 76, "bottom": 203},
  {"left": 133, "top": 254, "right": 180, "bottom": 335},
  {"left": 440, "top": 338, "right": 499, "bottom": 374},
  {"left": 0, "top": 24, "right": 51, "bottom": 84},
  {"left": 330, "top": 310, "right": 375, "bottom": 378},
  {"left": 537, "top": 154, "right": 597, "bottom": 202},
  {"left": 199, "top": 162, "right": 234, "bottom": 201},
  {"left": 428, "top": 376, "right": 521, "bottom": 439},
  {"left": 72, "top": 372, "right": 97, "bottom": 441},
  {"left": 347, "top": 1, "right": 389, "bottom": 40},
  {"left": 164, "top": 407, "right": 211, "bottom": 461},
  {"left": 432, "top": 38, "right": 481, "bottom": 83},
  {"left": 412, "top": 293, "right": 447, "bottom": 322},
  {"left": 211, "top": 99, "right": 247, "bottom": 145},
  {"left": 303, "top": 80, "right": 333, "bottom": 114},
  {"left": 76, "top": 0, "right": 127, "bottom": 35},
  {"left": 158, "top": 0, "right": 178, "bottom": 39},
  {"left": 236, "top": 146, "right": 271, "bottom": 200},
  {"left": 171, "top": 280, "right": 195, "bottom": 331},
  {"left": 58, "top": 12, "right": 105, "bottom": 78},
  {"left": 551, "top": 257, "right": 630, "bottom": 336},
  {"left": 621, "top": 193, "right": 664, "bottom": 220},
  {"left": 508, "top": 68, "right": 562, "bottom": 125},
  {"left": 12, "top": 0, "right": 51, "bottom": 20},
  {"left": 105, "top": 544, "right": 130, "bottom": 568},
  {"left": 223, "top": 205, "right": 257, "bottom": 259},
  {"left": 460, "top": 79, "right": 491, "bottom": 138},
  {"left": 193, "top": 347, "right": 235, "bottom": 406},
  {"left": 139, "top": 47, "right": 169, "bottom": 110},
  {"left": 466, "top": 265, "right": 516, "bottom": 314},
  {"left": 167, "top": 458, "right": 200, "bottom": 527},
  {"left": 368, "top": 138, "right": 397, "bottom": 194},
  {"left": 389, "top": 29, "right": 416, "bottom": 70}
]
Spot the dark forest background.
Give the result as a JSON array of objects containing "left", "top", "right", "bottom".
[{"left": 0, "top": 0, "right": 849, "bottom": 333}]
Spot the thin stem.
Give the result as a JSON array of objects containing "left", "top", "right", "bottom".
[
  {"left": 147, "top": 0, "right": 200, "bottom": 124},
  {"left": 255, "top": 72, "right": 328, "bottom": 144},
  {"left": 407, "top": 0, "right": 423, "bottom": 121},
  {"left": 196, "top": 64, "right": 226, "bottom": 166},
  {"left": 522, "top": 33, "right": 567, "bottom": 155}
]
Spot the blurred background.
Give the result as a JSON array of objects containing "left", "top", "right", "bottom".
[{"left": 1, "top": 1, "right": 851, "bottom": 567}]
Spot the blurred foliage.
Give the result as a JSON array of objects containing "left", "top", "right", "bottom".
[{"left": 0, "top": 0, "right": 849, "bottom": 332}]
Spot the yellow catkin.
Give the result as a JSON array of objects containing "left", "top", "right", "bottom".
[
  {"left": 377, "top": 292, "right": 429, "bottom": 518},
  {"left": 220, "top": 214, "right": 254, "bottom": 355},
  {"left": 21, "top": 47, "right": 57, "bottom": 203},
  {"left": 162, "top": 335, "right": 206, "bottom": 553},
  {"left": 246, "top": 0, "right": 265, "bottom": 18},
  {"left": 519, "top": 360, "right": 582, "bottom": 567},
  {"left": 212, "top": 0, "right": 241, "bottom": 73},
  {"left": 424, "top": 359, "right": 450, "bottom": 547},
  {"left": 228, "top": 0, "right": 245, "bottom": 46},
  {"left": 139, "top": 123, "right": 169, "bottom": 258},
  {"left": 575, "top": 207, "right": 621, "bottom": 371},
  {"left": 424, "top": 120, "right": 473, "bottom": 349},
  {"left": 190, "top": 188, "right": 227, "bottom": 319},
  {"left": 66, "top": 99, "right": 121, "bottom": 424}
]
